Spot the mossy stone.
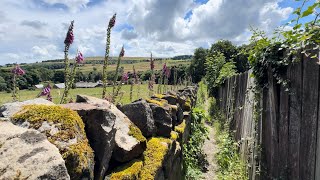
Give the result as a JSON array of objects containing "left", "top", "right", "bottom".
[
  {"left": 128, "top": 124, "right": 147, "bottom": 143},
  {"left": 110, "top": 159, "right": 143, "bottom": 180},
  {"left": 140, "top": 137, "right": 172, "bottom": 180},
  {"left": 12, "top": 105, "right": 94, "bottom": 179}
]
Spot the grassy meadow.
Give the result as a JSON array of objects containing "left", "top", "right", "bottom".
[
  {"left": 0, "top": 84, "right": 183, "bottom": 105},
  {"left": 79, "top": 59, "right": 190, "bottom": 73}
]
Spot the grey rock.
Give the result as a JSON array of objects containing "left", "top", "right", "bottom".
[
  {"left": 62, "top": 103, "right": 116, "bottom": 179},
  {"left": 149, "top": 104, "right": 172, "bottom": 137},
  {"left": 0, "top": 98, "right": 54, "bottom": 118},
  {"left": 120, "top": 100, "right": 156, "bottom": 137},
  {"left": 0, "top": 121, "right": 70, "bottom": 180},
  {"left": 74, "top": 95, "right": 146, "bottom": 163}
]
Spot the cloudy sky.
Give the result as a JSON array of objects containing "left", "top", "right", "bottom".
[{"left": 0, "top": 0, "right": 312, "bottom": 65}]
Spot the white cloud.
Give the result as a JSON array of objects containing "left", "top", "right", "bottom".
[
  {"left": 0, "top": 0, "right": 294, "bottom": 65},
  {"left": 42, "top": 0, "right": 90, "bottom": 13}
]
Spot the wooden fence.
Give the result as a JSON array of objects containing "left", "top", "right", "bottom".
[{"left": 217, "top": 51, "right": 320, "bottom": 180}]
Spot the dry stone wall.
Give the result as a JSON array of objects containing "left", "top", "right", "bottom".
[{"left": 0, "top": 86, "right": 198, "bottom": 180}]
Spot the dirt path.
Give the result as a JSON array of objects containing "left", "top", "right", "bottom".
[{"left": 202, "top": 123, "right": 218, "bottom": 180}]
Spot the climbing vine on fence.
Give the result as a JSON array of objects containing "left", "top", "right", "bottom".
[{"left": 246, "top": 0, "right": 319, "bottom": 89}]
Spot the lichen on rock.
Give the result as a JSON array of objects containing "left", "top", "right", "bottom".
[
  {"left": 11, "top": 105, "right": 94, "bottom": 179},
  {"left": 170, "top": 131, "right": 179, "bottom": 141},
  {"left": 174, "top": 120, "right": 186, "bottom": 134},
  {"left": 128, "top": 124, "right": 146, "bottom": 143},
  {"left": 140, "top": 137, "right": 172, "bottom": 180},
  {"left": 110, "top": 159, "right": 143, "bottom": 180}
]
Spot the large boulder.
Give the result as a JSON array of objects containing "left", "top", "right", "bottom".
[
  {"left": 61, "top": 103, "right": 116, "bottom": 179},
  {"left": 119, "top": 100, "right": 156, "bottom": 137},
  {"left": 0, "top": 120, "right": 70, "bottom": 179},
  {"left": 10, "top": 104, "right": 94, "bottom": 179},
  {"left": 75, "top": 95, "right": 146, "bottom": 163},
  {"left": 0, "top": 98, "right": 54, "bottom": 118}
]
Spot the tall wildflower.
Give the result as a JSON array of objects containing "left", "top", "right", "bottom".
[
  {"left": 148, "top": 53, "right": 155, "bottom": 96},
  {"left": 112, "top": 46, "right": 125, "bottom": 102},
  {"left": 133, "top": 65, "right": 141, "bottom": 99},
  {"left": 173, "top": 66, "right": 178, "bottom": 91},
  {"left": 69, "top": 51, "right": 84, "bottom": 90},
  {"left": 162, "top": 63, "right": 170, "bottom": 93},
  {"left": 129, "top": 66, "right": 136, "bottom": 102},
  {"left": 102, "top": 13, "right": 117, "bottom": 98},
  {"left": 61, "top": 20, "right": 74, "bottom": 104},
  {"left": 11, "top": 64, "right": 25, "bottom": 102}
]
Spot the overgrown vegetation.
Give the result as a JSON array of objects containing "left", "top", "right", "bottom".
[
  {"left": 214, "top": 121, "right": 248, "bottom": 180},
  {"left": 183, "top": 107, "right": 209, "bottom": 179},
  {"left": 208, "top": 99, "right": 248, "bottom": 180}
]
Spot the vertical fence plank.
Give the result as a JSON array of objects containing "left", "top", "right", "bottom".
[
  {"left": 265, "top": 69, "right": 280, "bottom": 178},
  {"left": 279, "top": 84, "right": 289, "bottom": 178},
  {"left": 315, "top": 50, "right": 320, "bottom": 180},
  {"left": 288, "top": 58, "right": 303, "bottom": 180},
  {"left": 300, "top": 53, "right": 319, "bottom": 180}
]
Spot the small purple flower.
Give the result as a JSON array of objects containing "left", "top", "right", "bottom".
[
  {"left": 40, "top": 84, "right": 51, "bottom": 96},
  {"left": 109, "top": 13, "right": 117, "bottom": 28},
  {"left": 122, "top": 72, "right": 129, "bottom": 82},
  {"left": 120, "top": 46, "right": 125, "bottom": 57},
  {"left": 64, "top": 20, "right": 74, "bottom": 47},
  {"left": 11, "top": 65, "right": 25, "bottom": 76},
  {"left": 76, "top": 51, "right": 84, "bottom": 63}
]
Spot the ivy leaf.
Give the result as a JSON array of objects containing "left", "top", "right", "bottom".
[
  {"left": 301, "top": 4, "right": 317, "bottom": 18},
  {"left": 293, "top": 7, "right": 301, "bottom": 16}
]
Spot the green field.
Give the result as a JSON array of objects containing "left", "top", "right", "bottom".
[
  {"left": 80, "top": 59, "right": 190, "bottom": 73},
  {"left": 0, "top": 84, "right": 182, "bottom": 105}
]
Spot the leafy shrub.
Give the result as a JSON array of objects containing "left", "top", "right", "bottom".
[{"left": 183, "top": 108, "right": 209, "bottom": 179}]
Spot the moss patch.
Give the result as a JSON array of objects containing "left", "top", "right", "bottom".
[
  {"left": 170, "top": 131, "right": 179, "bottom": 141},
  {"left": 175, "top": 120, "right": 186, "bottom": 134},
  {"left": 140, "top": 137, "right": 172, "bottom": 180},
  {"left": 128, "top": 124, "right": 147, "bottom": 143},
  {"left": 110, "top": 159, "right": 143, "bottom": 180},
  {"left": 12, "top": 105, "right": 93, "bottom": 179},
  {"left": 153, "top": 94, "right": 165, "bottom": 99},
  {"left": 183, "top": 98, "right": 192, "bottom": 111},
  {"left": 146, "top": 98, "right": 167, "bottom": 107}
]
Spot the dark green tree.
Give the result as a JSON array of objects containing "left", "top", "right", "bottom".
[{"left": 189, "top": 47, "right": 207, "bottom": 83}]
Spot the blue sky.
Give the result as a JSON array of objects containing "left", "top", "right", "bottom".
[{"left": 0, "top": 0, "right": 317, "bottom": 65}]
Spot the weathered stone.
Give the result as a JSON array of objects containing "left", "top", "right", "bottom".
[
  {"left": 149, "top": 104, "right": 172, "bottom": 137},
  {"left": 0, "top": 98, "right": 54, "bottom": 118},
  {"left": 0, "top": 121, "right": 70, "bottom": 180},
  {"left": 75, "top": 95, "right": 146, "bottom": 163},
  {"left": 163, "top": 141, "right": 183, "bottom": 180},
  {"left": 120, "top": 100, "right": 156, "bottom": 137},
  {"left": 10, "top": 104, "right": 94, "bottom": 180},
  {"left": 62, "top": 103, "right": 116, "bottom": 179},
  {"left": 161, "top": 95, "right": 178, "bottom": 105},
  {"left": 177, "top": 105, "right": 184, "bottom": 124}
]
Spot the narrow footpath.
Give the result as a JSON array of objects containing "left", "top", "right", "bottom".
[{"left": 202, "top": 123, "right": 218, "bottom": 180}]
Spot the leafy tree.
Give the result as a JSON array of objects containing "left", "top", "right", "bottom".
[
  {"left": 215, "top": 62, "right": 237, "bottom": 86},
  {"left": 0, "top": 76, "right": 7, "bottom": 91},
  {"left": 190, "top": 48, "right": 207, "bottom": 83},
  {"left": 209, "top": 40, "right": 237, "bottom": 61},
  {"left": 206, "top": 53, "right": 227, "bottom": 96},
  {"left": 53, "top": 71, "right": 65, "bottom": 83}
]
